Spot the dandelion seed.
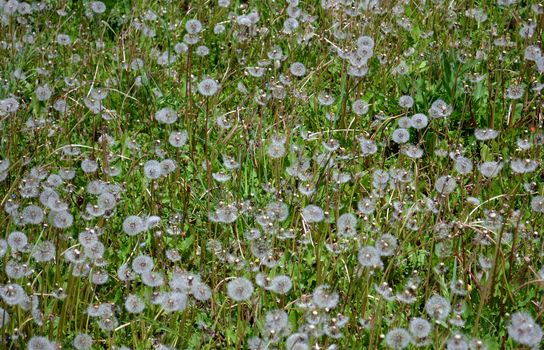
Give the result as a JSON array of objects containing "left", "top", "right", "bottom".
[
  {"left": 27, "top": 336, "right": 54, "bottom": 350},
  {"left": 132, "top": 255, "right": 154, "bottom": 274},
  {"left": 248, "top": 337, "right": 269, "bottom": 350},
  {"left": 474, "top": 128, "right": 499, "bottom": 141},
  {"left": 98, "top": 316, "right": 118, "bottom": 332},
  {"left": 90, "top": 1, "right": 106, "bottom": 14},
  {"left": 399, "top": 95, "right": 414, "bottom": 109},
  {"left": 505, "top": 85, "right": 524, "bottom": 100},
  {"left": 46, "top": 174, "right": 63, "bottom": 188},
  {"left": 446, "top": 333, "right": 468, "bottom": 350},
  {"left": 142, "top": 271, "right": 164, "bottom": 287},
  {"left": 357, "top": 136, "right": 378, "bottom": 156},
  {"left": 517, "top": 138, "right": 532, "bottom": 150},
  {"left": 468, "top": 339, "right": 487, "bottom": 350},
  {"left": 51, "top": 210, "right": 74, "bottom": 229},
  {"left": 269, "top": 275, "right": 293, "bottom": 295},
  {"left": 290, "top": 62, "right": 306, "bottom": 77},
  {"left": 196, "top": 45, "right": 209, "bottom": 57},
  {"left": 214, "top": 23, "right": 226, "bottom": 34},
  {"left": 191, "top": 282, "right": 212, "bottom": 301},
  {"left": 125, "top": 294, "right": 145, "bottom": 314},
  {"left": 449, "top": 315, "right": 466, "bottom": 328},
  {"left": 0, "top": 240, "right": 8, "bottom": 258},
  {"left": 185, "top": 19, "right": 203, "bottom": 34},
  {"left": 0, "top": 97, "right": 19, "bottom": 114},
  {"left": 81, "top": 159, "right": 98, "bottom": 173},
  {"left": 376, "top": 233, "right": 398, "bottom": 256},
  {"left": 8, "top": 231, "right": 28, "bottom": 252},
  {"left": 0, "top": 159, "right": 10, "bottom": 172},
  {"left": 0, "top": 283, "right": 27, "bottom": 306},
  {"left": 392, "top": 128, "right": 410, "bottom": 144},
  {"left": 337, "top": 213, "right": 357, "bottom": 238},
  {"left": 86, "top": 303, "right": 114, "bottom": 318},
  {"left": 35, "top": 84, "right": 52, "bottom": 101},
  {"left": 22, "top": 205, "right": 44, "bottom": 224},
  {"left": 6, "top": 260, "right": 32, "bottom": 279},
  {"left": 286, "top": 333, "right": 309, "bottom": 350},
  {"left": 385, "top": 328, "right": 412, "bottom": 349},
  {"left": 352, "top": 99, "right": 370, "bottom": 116},
  {"left": 227, "top": 277, "right": 254, "bottom": 301},
  {"left": 90, "top": 269, "right": 109, "bottom": 285},
  {"left": 168, "top": 131, "right": 188, "bottom": 148},
  {"left": 435, "top": 175, "right": 456, "bottom": 194},
  {"left": 283, "top": 17, "right": 299, "bottom": 33},
  {"left": 358, "top": 246, "right": 382, "bottom": 269},
  {"left": 455, "top": 156, "right": 473, "bottom": 175},
  {"left": 402, "top": 144, "right": 424, "bottom": 159},
  {"left": 302, "top": 205, "right": 324, "bottom": 223},
  {"left": 265, "top": 309, "right": 289, "bottom": 334},
  {"left": 97, "top": 192, "right": 116, "bottom": 211},
  {"left": 56, "top": 34, "right": 72, "bottom": 45},
  {"left": 267, "top": 141, "right": 286, "bottom": 159},
  {"left": 429, "top": 99, "right": 453, "bottom": 118},
  {"left": 198, "top": 78, "right": 219, "bottom": 96},
  {"left": 409, "top": 317, "right": 431, "bottom": 339},
  {"left": 530, "top": 196, "right": 544, "bottom": 213},
  {"left": 425, "top": 294, "right": 451, "bottom": 320},
  {"left": 312, "top": 285, "right": 339, "bottom": 309},
  {"left": 155, "top": 107, "right": 178, "bottom": 124},
  {"left": 392, "top": 60, "right": 409, "bottom": 75},
  {"left": 72, "top": 333, "right": 93, "bottom": 350},
  {"left": 357, "top": 197, "right": 376, "bottom": 215},
  {"left": 397, "top": 117, "right": 412, "bottom": 128},
  {"left": 510, "top": 158, "right": 539, "bottom": 174},
  {"left": 478, "top": 161, "right": 503, "bottom": 178},
  {"left": 317, "top": 91, "right": 335, "bottom": 106},
  {"left": 31, "top": 241, "right": 56, "bottom": 262}
]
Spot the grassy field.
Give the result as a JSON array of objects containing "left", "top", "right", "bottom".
[{"left": 0, "top": 0, "right": 543, "bottom": 349}]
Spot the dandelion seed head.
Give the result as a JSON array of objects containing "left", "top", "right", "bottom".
[
  {"left": 90, "top": 1, "right": 106, "bottom": 14},
  {"left": 312, "top": 285, "right": 339, "bottom": 309},
  {"left": 227, "top": 277, "right": 254, "bottom": 301},
  {"left": 399, "top": 95, "right": 414, "bottom": 108},
  {"left": 337, "top": 213, "right": 357, "bottom": 238},
  {"left": 168, "top": 130, "right": 188, "bottom": 148},
  {"left": 474, "top": 128, "right": 499, "bottom": 141},
  {"left": 409, "top": 317, "right": 431, "bottom": 339},
  {"left": 198, "top": 78, "right": 219, "bottom": 96},
  {"left": 478, "top": 161, "right": 503, "bottom": 178},
  {"left": 132, "top": 255, "right": 154, "bottom": 274},
  {"left": 392, "top": 128, "right": 410, "bottom": 144},
  {"left": 302, "top": 204, "right": 324, "bottom": 223},
  {"left": 73, "top": 333, "right": 93, "bottom": 350},
  {"left": 125, "top": 294, "right": 145, "bottom": 314},
  {"left": 358, "top": 246, "right": 383, "bottom": 269},
  {"left": 385, "top": 328, "right": 412, "bottom": 349},
  {"left": 530, "top": 196, "right": 544, "bottom": 213},
  {"left": 269, "top": 275, "right": 293, "bottom": 295},
  {"left": 8, "top": 231, "right": 28, "bottom": 252},
  {"left": 27, "top": 336, "right": 54, "bottom": 350},
  {"left": 155, "top": 107, "right": 178, "bottom": 124},
  {"left": 446, "top": 333, "right": 468, "bottom": 350},
  {"left": 191, "top": 282, "right": 212, "bottom": 301},
  {"left": 290, "top": 62, "right": 306, "bottom": 77},
  {"left": 425, "top": 294, "right": 451, "bottom": 320}
]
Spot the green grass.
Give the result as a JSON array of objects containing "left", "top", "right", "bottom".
[{"left": 0, "top": 0, "right": 543, "bottom": 349}]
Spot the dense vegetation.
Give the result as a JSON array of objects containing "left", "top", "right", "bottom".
[{"left": 0, "top": 0, "right": 543, "bottom": 349}]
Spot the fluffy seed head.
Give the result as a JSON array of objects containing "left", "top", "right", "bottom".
[{"left": 227, "top": 277, "right": 254, "bottom": 301}]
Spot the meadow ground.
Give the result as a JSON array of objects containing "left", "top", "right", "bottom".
[{"left": 0, "top": 0, "right": 544, "bottom": 349}]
